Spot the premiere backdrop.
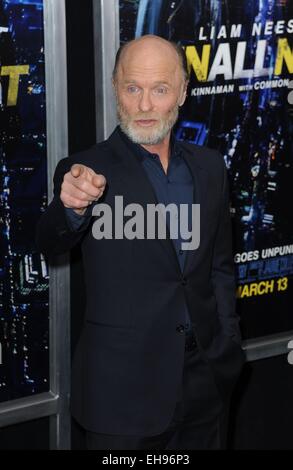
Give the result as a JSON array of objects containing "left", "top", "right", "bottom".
[
  {"left": 119, "top": 0, "right": 293, "bottom": 340},
  {"left": 1, "top": 0, "right": 292, "bottom": 404},
  {"left": 0, "top": 0, "right": 49, "bottom": 403}
]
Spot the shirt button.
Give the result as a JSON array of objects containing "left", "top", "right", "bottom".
[
  {"left": 181, "top": 277, "right": 187, "bottom": 286},
  {"left": 179, "top": 249, "right": 184, "bottom": 255},
  {"left": 176, "top": 324, "right": 185, "bottom": 334}
]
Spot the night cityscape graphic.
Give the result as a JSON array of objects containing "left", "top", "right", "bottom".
[{"left": 0, "top": 0, "right": 49, "bottom": 402}]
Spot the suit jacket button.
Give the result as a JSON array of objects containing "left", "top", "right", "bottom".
[
  {"left": 176, "top": 324, "right": 185, "bottom": 334},
  {"left": 181, "top": 277, "right": 187, "bottom": 286}
]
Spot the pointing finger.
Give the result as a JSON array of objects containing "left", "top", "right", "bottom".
[
  {"left": 71, "top": 164, "right": 85, "bottom": 178},
  {"left": 92, "top": 174, "right": 106, "bottom": 189}
]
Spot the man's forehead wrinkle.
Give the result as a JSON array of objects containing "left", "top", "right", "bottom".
[
  {"left": 119, "top": 62, "right": 181, "bottom": 82},
  {"left": 121, "top": 69, "right": 177, "bottom": 79},
  {"left": 121, "top": 55, "right": 178, "bottom": 69}
]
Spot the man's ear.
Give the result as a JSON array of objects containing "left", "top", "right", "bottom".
[
  {"left": 179, "top": 94, "right": 186, "bottom": 107},
  {"left": 112, "top": 78, "right": 118, "bottom": 98},
  {"left": 179, "top": 81, "right": 189, "bottom": 106}
]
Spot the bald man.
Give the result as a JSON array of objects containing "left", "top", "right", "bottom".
[{"left": 36, "top": 35, "right": 245, "bottom": 450}]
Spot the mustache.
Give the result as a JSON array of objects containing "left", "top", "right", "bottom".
[{"left": 116, "top": 104, "right": 158, "bottom": 121}]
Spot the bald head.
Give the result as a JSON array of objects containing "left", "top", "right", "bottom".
[{"left": 113, "top": 35, "right": 188, "bottom": 83}]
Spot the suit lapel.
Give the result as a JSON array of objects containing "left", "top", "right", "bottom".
[{"left": 179, "top": 142, "right": 208, "bottom": 275}]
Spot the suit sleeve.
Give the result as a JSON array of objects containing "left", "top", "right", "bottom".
[
  {"left": 35, "top": 158, "right": 92, "bottom": 256},
  {"left": 211, "top": 154, "right": 242, "bottom": 345}
]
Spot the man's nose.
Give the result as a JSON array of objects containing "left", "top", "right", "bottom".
[{"left": 138, "top": 90, "right": 153, "bottom": 112}]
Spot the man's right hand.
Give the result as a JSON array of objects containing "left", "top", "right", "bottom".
[{"left": 60, "top": 164, "right": 107, "bottom": 215}]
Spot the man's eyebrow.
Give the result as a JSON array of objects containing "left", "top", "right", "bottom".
[
  {"left": 122, "top": 80, "right": 171, "bottom": 86},
  {"left": 152, "top": 81, "right": 171, "bottom": 86},
  {"left": 122, "top": 80, "right": 139, "bottom": 85}
]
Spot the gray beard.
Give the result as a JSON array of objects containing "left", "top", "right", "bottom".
[{"left": 116, "top": 105, "right": 179, "bottom": 146}]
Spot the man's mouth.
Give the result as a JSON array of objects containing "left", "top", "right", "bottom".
[{"left": 134, "top": 119, "right": 158, "bottom": 127}]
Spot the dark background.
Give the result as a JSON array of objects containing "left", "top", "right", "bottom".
[{"left": 0, "top": 0, "right": 292, "bottom": 450}]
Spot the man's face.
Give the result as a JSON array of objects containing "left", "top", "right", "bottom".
[{"left": 113, "top": 40, "right": 187, "bottom": 145}]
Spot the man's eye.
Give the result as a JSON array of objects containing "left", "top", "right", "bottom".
[
  {"left": 153, "top": 87, "right": 168, "bottom": 95},
  {"left": 127, "top": 86, "right": 139, "bottom": 93}
]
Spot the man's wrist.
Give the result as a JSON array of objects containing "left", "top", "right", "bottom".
[
  {"left": 73, "top": 207, "right": 88, "bottom": 216},
  {"left": 65, "top": 206, "right": 92, "bottom": 231}
]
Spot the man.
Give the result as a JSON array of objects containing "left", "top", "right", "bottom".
[{"left": 36, "top": 35, "right": 245, "bottom": 450}]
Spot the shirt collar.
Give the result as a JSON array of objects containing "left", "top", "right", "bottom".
[{"left": 117, "top": 125, "right": 182, "bottom": 163}]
